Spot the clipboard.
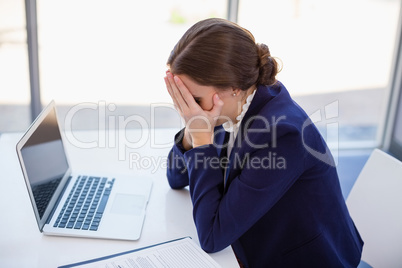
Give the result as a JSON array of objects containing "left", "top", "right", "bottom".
[{"left": 58, "top": 237, "right": 221, "bottom": 268}]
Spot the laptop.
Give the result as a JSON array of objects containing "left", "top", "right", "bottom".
[{"left": 16, "top": 101, "right": 152, "bottom": 241}]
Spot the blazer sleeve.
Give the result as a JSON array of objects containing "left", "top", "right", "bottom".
[
  {"left": 166, "top": 128, "right": 190, "bottom": 189},
  {"left": 183, "top": 124, "right": 308, "bottom": 253}
]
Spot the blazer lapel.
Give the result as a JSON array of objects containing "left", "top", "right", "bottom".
[{"left": 224, "top": 83, "right": 280, "bottom": 189}]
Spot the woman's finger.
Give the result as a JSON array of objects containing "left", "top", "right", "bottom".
[
  {"left": 174, "top": 76, "right": 200, "bottom": 111},
  {"left": 165, "top": 74, "right": 187, "bottom": 115},
  {"left": 164, "top": 76, "right": 177, "bottom": 104},
  {"left": 164, "top": 76, "right": 182, "bottom": 114},
  {"left": 167, "top": 73, "right": 189, "bottom": 113},
  {"left": 208, "top": 93, "right": 224, "bottom": 119},
  {"left": 164, "top": 76, "right": 186, "bottom": 121},
  {"left": 164, "top": 76, "right": 174, "bottom": 98}
]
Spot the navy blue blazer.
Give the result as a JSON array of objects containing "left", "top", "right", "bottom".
[{"left": 167, "top": 82, "right": 363, "bottom": 267}]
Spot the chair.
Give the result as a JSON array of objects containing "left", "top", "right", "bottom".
[{"left": 346, "top": 149, "right": 402, "bottom": 267}]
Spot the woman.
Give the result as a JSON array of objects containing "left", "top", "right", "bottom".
[{"left": 164, "top": 18, "right": 363, "bottom": 267}]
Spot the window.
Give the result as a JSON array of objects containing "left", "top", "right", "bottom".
[
  {"left": 0, "top": 0, "right": 31, "bottom": 132},
  {"left": 36, "top": 0, "right": 226, "bottom": 131},
  {"left": 238, "top": 0, "right": 401, "bottom": 148},
  {"left": 2, "top": 0, "right": 401, "bottom": 151}
]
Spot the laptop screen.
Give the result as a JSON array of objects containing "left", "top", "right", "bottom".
[{"left": 20, "top": 104, "right": 69, "bottom": 220}]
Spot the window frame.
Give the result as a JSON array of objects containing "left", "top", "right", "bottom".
[
  {"left": 384, "top": 3, "right": 402, "bottom": 157},
  {"left": 25, "top": 0, "right": 402, "bottom": 151}
]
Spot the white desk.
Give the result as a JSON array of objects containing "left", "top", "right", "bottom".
[{"left": 0, "top": 129, "right": 238, "bottom": 268}]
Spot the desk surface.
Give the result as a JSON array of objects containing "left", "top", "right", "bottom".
[{"left": 0, "top": 129, "right": 238, "bottom": 267}]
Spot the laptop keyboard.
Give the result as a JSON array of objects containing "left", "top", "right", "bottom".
[
  {"left": 53, "top": 176, "right": 115, "bottom": 231},
  {"left": 32, "top": 177, "right": 62, "bottom": 219}
]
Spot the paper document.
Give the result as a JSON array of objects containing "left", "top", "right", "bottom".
[{"left": 59, "top": 237, "right": 221, "bottom": 268}]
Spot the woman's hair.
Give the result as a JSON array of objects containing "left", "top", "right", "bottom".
[{"left": 167, "top": 18, "right": 279, "bottom": 91}]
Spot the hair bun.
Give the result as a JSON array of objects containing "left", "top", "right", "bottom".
[{"left": 256, "top": 43, "right": 279, "bottom": 86}]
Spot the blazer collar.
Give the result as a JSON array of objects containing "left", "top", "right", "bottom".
[
  {"left": 223, "top": 82, "right": 285, "bottom": 185},
  {"left": 236, "top": 82, "right": 282, "bottom": 146}
]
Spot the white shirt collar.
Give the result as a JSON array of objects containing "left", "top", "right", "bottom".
[{"left": 222, "top": 89, "right": 257, "bottom": 135}]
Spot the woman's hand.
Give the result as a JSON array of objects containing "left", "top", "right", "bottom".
[{"left": 164, "top": 72, "right": 224, "bottom": 148}]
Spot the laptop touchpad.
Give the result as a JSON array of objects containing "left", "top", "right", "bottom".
[{"left": 111, "top": 194, "right": 145, "bottom": 216}]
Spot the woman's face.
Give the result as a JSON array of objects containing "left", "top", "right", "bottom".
[{"left": 177, "top": 74, "right": 243, "bottom": 126}]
